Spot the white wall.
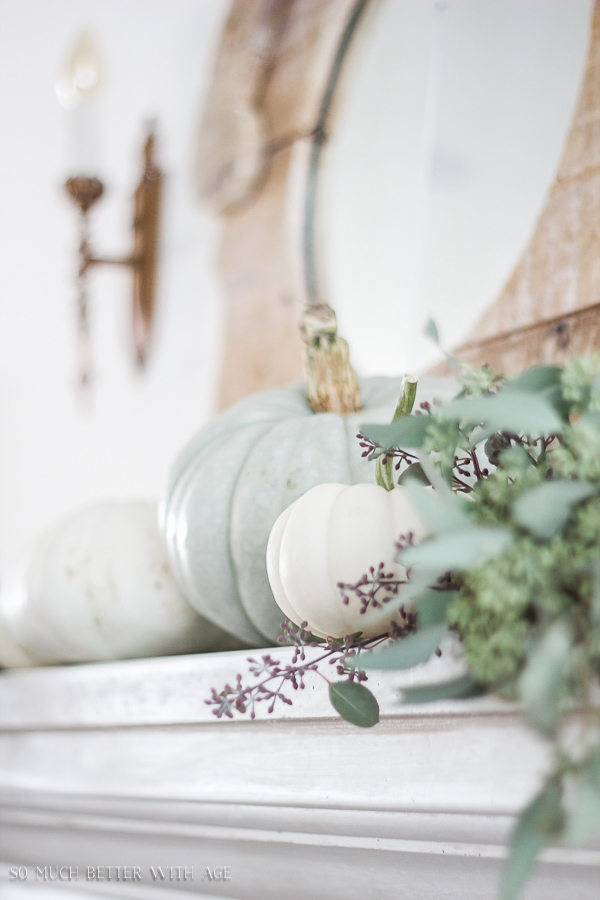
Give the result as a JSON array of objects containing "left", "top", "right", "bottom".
[
  {"left": 0, "top": 0, "right": 594, "bottom": 573},
  {"left": 0, "top": 0, "right": 230, "bottom": 569}
]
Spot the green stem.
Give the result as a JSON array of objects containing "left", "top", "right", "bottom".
[{"left": 375, "top": 374, "right": 418, "bottom": 491}]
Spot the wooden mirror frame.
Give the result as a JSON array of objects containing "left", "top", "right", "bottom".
[{"left": 197, "top": 0, "right": 600, "bottom": 409}]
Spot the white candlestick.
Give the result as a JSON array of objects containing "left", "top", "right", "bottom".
[
  {"left": 67, "top": 96, "right": 100, "bottom": 176},
  {"left": 56, "top": 31, "right": 102, "bottom": 177}
]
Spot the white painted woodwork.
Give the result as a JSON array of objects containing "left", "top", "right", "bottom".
[
  {"left": 3, "top": 4, "right": 600, "bottom": 898},
  {"left": 1, "top": 648, "right": 599, "bottom": 899}
]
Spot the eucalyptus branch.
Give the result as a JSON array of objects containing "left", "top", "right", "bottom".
[
  {"left": 205, "top": 620, "right": 397, "bottom": 721},
  {"left": 337, "top": 562, "right": 411, "bottom": 614},
  {"left": 209, "top": 353, "right": 600, "bottom": 900}
]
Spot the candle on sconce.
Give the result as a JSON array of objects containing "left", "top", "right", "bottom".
[
  {"left": 58, "top": 28, "right": 163, "bottom": 393},
  {"left": 56, "top": 31, "right": 102, "bottom": 177}
]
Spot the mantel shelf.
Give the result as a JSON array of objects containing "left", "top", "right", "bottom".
[{"left": 1, "top": 647, "right": 599, "bottom": 900}]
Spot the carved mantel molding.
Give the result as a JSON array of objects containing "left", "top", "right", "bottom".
[{"left": 1, "top": 648, "right": 599, "bottom": 899}]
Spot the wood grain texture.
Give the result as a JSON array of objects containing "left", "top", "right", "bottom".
[
  {"left": 453, "top": 0, "right": 600, "bottom": 373},
  {"left": 196, "top": 0, "right": 361, "bottom": 410},
  {"left": 196, "top": 0, "right": 291, "bottom": 214},
  {"left": 262, "top": 0, "right": 362, "bottom": 144},
  {"left": 215, "top": 145, "right": 306, "bottom": 410}
]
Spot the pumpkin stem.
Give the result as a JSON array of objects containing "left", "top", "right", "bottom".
[
  {"left": 375, "top": 374, "right": 418, "bottom": 491},
  {"left": 301, "top": 305, "right": 362, "bottom": 414}
]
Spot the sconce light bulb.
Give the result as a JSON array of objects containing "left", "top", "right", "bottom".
[{"left": 56, "top": 30, "right": 102, "bottom": 110}]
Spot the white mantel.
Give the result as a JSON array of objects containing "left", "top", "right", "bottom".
[{"left": 1, "top": 647, "right": 599, "bottom": 900}]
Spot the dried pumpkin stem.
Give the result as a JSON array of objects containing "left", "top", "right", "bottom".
[
  {"left": 375, "top": 374, "right": 418, "bottom": 491},
  {"left": 301, "top": 306, "right": 362, "bottom": 415}
]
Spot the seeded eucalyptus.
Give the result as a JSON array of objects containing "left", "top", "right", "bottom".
[
  {"left": 208, "top": 353, "right": 600, "bottom": 899},
  {"left": 360, "top": 353, "right": 600, "bottom": 899}
]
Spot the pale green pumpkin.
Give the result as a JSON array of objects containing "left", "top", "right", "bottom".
[{"left": 160, "top": 376, "right": 454, "bottom": 646}]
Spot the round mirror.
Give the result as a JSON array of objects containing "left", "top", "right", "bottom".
[{"left": 317, "top": 0, "right": 593, "bottom": 374}]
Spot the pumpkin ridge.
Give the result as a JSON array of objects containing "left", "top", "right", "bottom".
[
  {"left": 323, "top": 484, "right": 353, "bottom": 638},
  {"left": 280, "top": 483, "right": 347, "bottom": 638},
  {"left": 220, "top": 420, "right": 287, "bottom": 642},
  {"left": 165, "top": 423, "right": 274, "bottom": 645},
  {"left": 230, "top": 414, "right": 347, "bottom": 641}
]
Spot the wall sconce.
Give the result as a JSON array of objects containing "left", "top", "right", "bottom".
[{"left": 57, "top": 32, "right": 164, "bottom": 388}]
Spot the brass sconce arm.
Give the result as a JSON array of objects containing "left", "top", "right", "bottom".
[{"left": 65, "top": 130, "right": 163, "bottom": 380}]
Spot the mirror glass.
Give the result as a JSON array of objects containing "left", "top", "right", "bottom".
[{"left": 319, "top": 0, "right": 593, "bottom": 375}]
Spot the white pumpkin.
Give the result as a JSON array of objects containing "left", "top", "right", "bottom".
[
  {"left": 161, "top": 376, "right": 454, "bottom": 646},
  {"left": 266, "top": 483, "right": 429, "bottom": 639},
  {"left": 0, "top": 501, "right": 242, "bottom": 668}
]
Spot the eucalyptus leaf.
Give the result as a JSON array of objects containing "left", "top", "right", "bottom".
[
  {"left": 537, "top": 384, "right": 571, "bottom": 422},
  {"left": 498, "top": 443, "right": 535, "bottom": 471},
  {"left": 494, "top": 369, "right": 568, "bottom": 422},
  {"left": 513, "top": 480, "right": 596, "bottom": 541},
  {"left": 398, "top": 462, "right": 430, "bottom": 487},
  {"left": 592, "top": 558, "right": 600, "bottom": 628},
  {"left": 401, "top": 673, "right": 486, "bottom": 704},
  {"left": 564, "top": 750, "right": 600, "bottom": 846},
  {"left": 591, "top": 372, "right": 600, "bottom": 410},
  {"left": 402, "top": 482, "right": 471, "bottom": 533},
  {"left": 502, "top": 778, "right": 564, "bottom": 900},
  {"left": 503, "top": 366, "right": 562, "bottom": 394},
  {"left": 360, "top": 415, "right": 430, "bottom": 451},
  {"left": 416, "top": 451, "right": 456, "bottom": 495},
  {"left": 400, "top": 525, "right": 512, "bottom": 574},
  {"left": 359, "top": 623, "right": 448, "bottom": 671},
  {"left": 424, "top": 318, "right": 440, "bottom": 345},
  {"left": 422, "top": 319, "right": 460, "bottom": 373},
  {"left": 468, "top": 423, "right": 499, "bottom": 446},
  {"left": 581, "top": 411, "right": 600, "bottom": 431},
  {"left": 328, "top": 680, "right": 379, "bottom": 727},
  {"left": 518, "top": 622, "right": 572, "bottom": 734},
  {"left": 416, "top": 589, "right": 457, "bottom": 627},
  {"left": 483, "top": 433, "right": 539, "bottom": 470},
  {"left": 437, "top": 392, "right": 564, "bottom": 435}
]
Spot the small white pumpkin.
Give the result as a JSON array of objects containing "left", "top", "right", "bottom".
[
  {"left": 0, "top": 501, "right": 242, "bottom": 668},
  {"left": 266, "top": 483, "right": 428, "bottom": 639}
]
